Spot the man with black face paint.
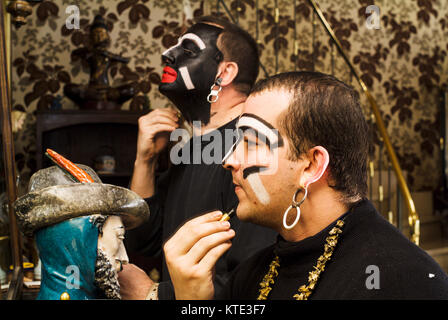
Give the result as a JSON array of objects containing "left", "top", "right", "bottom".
[
  {"left": 119, "top": 16, "right": 277, "bottom": 300},
  {"left": 159, "top": 22, "right": 224, "bottom": 124}
]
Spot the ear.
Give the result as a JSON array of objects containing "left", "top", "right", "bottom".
[
  {"left": 299, "top": 146, "right": 330, "bottom": 189},
  {"left": 216, "top": 61, "right": 239, "bottom": 87}
]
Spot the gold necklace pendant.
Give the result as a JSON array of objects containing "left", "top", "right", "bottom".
[{"left": 257, "top": 219, "right": 345, "bottom": 300}]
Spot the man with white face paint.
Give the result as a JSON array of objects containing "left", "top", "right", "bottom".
[
  {"left": 164, "top": 71, "right": 448, "bottom": 300},
  {"left": 121, "top": 16, "right": 277, "bottom": 300}
]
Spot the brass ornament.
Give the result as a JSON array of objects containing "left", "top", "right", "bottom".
[
  {"left": 60, "top": 292, "right": 70, "bottom": 300},
  {"left": 257, "top": 219, "right": 345, "bottom": 300},
  {"left": 6, "top": 1, "right": 34, "bottom": 28}
]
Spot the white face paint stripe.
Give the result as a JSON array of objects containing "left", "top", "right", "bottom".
[
  {"left": 162, "top": 33, "right": 207, "bottom": 56},
  {"left": 247, "top": 173, "right": 270, "bottom": 205},
  {"left": 181, "top": 33, "right": 207, "bottom": 50},
  {"left": 222, "top": 128, "right": 242, "bottom": 164},
  {"left": 237, "top": 117, "right": 279, "bottom": 146},
  {"left": 179, "top": 66, "right": 195, "bottom": 90},
  {"left": 162, "top": 38, "right": 180, "bottom": 57}
]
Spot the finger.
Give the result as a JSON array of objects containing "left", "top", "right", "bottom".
[
  {"left": 148, "top": 124, "right": 178, "bottom": 136},
  {"left": 140, "top": 113, "right": 179, "bottom": 128},
  {"left": 165, "top": 106, "right": 181, "bottom": 116},
  {"left": 165, "top": 211, "right": 224, "bottom": 255},
  {"left": 139, "top": 110, "right": 179, "bottom": 126},
  {"left": 152, "top": 108, "right": 180, "bottom": 122},
  {"left": 145, "top": 116, "right": 179, "bottom": 129},
  {"left": 198, "top": 241, "right": 233, "bottom": 271},
  {"left": 169, "top": 220, "right": 230, "bottom": 257},
  {"left": 188, "top": 229, "right": 235, "bottom": 264}
]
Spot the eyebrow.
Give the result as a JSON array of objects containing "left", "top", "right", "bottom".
[
  {"left": 162, "top": 33, "right": 207, "bottom": 57},
  {"left": 237, "top": 113, "right": 284, "bottom": 148},
  {"left": 221, "top": 113, "right": 284, "bottom": 164},
  {"left": 180, "top": 33, "right": 206, "bottom": 50}
]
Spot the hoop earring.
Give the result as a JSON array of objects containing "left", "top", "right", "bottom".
[
  {"left": 282, "top": 187, "right": 308, "bottom": 230},
  {"left": 207, "top": 78, "right": 222, "bottom": 103}
]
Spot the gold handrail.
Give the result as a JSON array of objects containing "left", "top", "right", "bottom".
[
  {"left": 307, "top": 0, "right": 420, "bottom": 245},
  {"left": 1, "top": 0, "right": 24, "bottom": 299}
]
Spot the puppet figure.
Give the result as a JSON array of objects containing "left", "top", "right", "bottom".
[{"left": 14, "top": 162, "right": 149, "bottom": 300}]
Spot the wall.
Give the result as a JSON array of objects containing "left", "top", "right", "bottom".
[{"left": 9, "top": 0, "right": 448, "bottom": 193}]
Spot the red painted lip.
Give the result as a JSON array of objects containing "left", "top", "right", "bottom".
[{"left": 161, "top": 66, "right": 177, "bottom": 83}]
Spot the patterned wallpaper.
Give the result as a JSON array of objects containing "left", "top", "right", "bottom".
[{"left": 9, "top": 0, "right": 448, "bottom": 193}]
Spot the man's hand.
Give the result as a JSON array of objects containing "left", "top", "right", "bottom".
[
  {"left": 136, "top": 107, "right": 180, "bottom": 163},
  {"left": 118, "top": 263, "right": 155, "bottom": 300},
  {"left": 131, "top": 107, "right": 179, "bottom": 198},
  {"left": 164, "top": 211, "right": 235, "bottom": 300}
]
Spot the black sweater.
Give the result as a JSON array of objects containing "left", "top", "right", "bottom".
[
  {"left": 125, "top": 119, "right": 278, "bottom": 299},
  {"left": 219, "top": 200, "right": 448, "bottom": 300}
]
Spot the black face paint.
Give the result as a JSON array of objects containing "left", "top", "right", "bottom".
[
  {"left": 243, "top": 166, "right": 268, "bottom": 179},
  {"left": 222, "top": 113, "right": 284, "bottom": 181},
  {"left": 159, "top": 23, "right": 224, "bottom": 124},
  {"left": 238, "top": 113, "right": 284, "bottom": 148}
]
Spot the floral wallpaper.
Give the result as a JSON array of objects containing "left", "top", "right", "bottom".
[{"left": 8, "top": 0, "right": 448, "bottom": 193}]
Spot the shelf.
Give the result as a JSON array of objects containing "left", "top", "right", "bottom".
[
  {"left": 36, "top": 110, "right": 147, "bottom": 132},
  {"left": 36, "top": 110, "right": 142, "bottom": 188}
]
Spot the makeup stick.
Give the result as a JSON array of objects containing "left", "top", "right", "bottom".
[{"left": 219, "top": 208, "right": 235, "bottom": 222}]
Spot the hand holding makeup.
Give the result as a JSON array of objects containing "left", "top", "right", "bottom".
[
  {"left": 164, "top": 211, "right": 235, "bottom": 300},
  {"left": 135, "top": 107, "right": 180, "bottom": 163}
]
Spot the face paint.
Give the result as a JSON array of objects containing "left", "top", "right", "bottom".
[
  {"left": 223, "top": 113, "right": 283, "bottom": 205},
  {"left": 159, "top": 23, "right": 224, "bottom": 124},
  {"left": 161, "top": 66, "right": 177, "bottom": 84},
  {"left": 246, "top": 173, "right": 270, "bottom": 205},
  {"left": 237, "top": 113, "right": 284, "bottom": 149},
  {"left": 178, "top": 66, "right": 195, "bottom": 90},
  {"left": 161, "top": 33, "right": 207, "bottom": 57}
]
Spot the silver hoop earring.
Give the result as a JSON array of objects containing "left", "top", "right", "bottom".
[
  {"left": 282, "top": 188, "right": 308, "bottom": 230},
  {"left": 207, "top": 78, "right": 222, "bottom": 103}
]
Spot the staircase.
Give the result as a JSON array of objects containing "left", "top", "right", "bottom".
[
  {"left": 369, "top": 170, "right": 448, "bottom": 272},
  {"left": 411, "top": 192, "right": 448, "bottom": 273}
]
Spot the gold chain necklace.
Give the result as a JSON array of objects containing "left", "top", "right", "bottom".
[{"left": 257, "top": 219, "right": 345, "bottom": 300}]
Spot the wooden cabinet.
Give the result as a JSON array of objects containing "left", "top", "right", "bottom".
[{"left": 36, "top": 110, "right": 146, "bottom": 187}]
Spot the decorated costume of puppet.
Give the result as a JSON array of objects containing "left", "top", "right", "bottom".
[{"left": 14, "top": 165, "right": 149, "bottom": 300}]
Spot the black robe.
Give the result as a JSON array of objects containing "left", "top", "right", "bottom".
[{"left": 219, "top": 200, "right": 448, "bottom": 300}]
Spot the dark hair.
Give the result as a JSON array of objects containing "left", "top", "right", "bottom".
[
  {"left": 196, "top": 16, "right": 260, "bottom": 95},
  {"left": 250, "top": 71, "right": 370, "bottom": 204}
]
